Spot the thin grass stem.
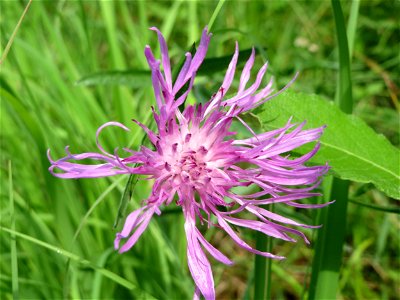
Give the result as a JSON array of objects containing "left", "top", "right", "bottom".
[
  {"left": 9, "top": 161, "right": 19, "bottom": 299},
  {"left": 0, "top": 0, "right": 32, "bottom": 65},
  {"left": 207, "top": 0, "right": 226, "bottom": 32}
]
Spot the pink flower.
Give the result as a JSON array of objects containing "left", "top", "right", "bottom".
[{"left": 48, "top": 27, "right": 330, "bottom": 300}]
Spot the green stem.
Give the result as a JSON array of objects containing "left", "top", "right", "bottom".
[
  {"left": 207, "top": 0, "right": 226, "bottom": 32},
  {"left": 309, "top": 1, "right": 354, "bottom": 299},
  {"left": 309, "top": 179, "right": 350, "bottom": 299},
  {"left": 254, "top": 205, "right": 274, "bottom": 299},
  {"left": 254, "top": 233, "right": 267, "bottom": 299},
  {"left": 0, "top": 0, "right": 32, "bottom": 65},
  {"left": 9, "top": 161, "right": 19, "bottom": 299}
]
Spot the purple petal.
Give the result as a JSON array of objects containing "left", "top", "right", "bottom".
[
  {"left": 118, "top": 206, "right": 156, "bottom": 253},
  {"left": 114, "top": 208, "right": 144, "bottom": 249},
  {"left": 144, "top": 46, "right": 163, "bottom": 109},
  {"left": 184, "top": 205, "right": 215, "bottom": 300},
  {"left": 173, "top": 52, "right": 192, "bottom": 95},
  {"left": 238, "top": 47, "right": 255, "bottom": 93},
  {"left": 96, "top": 122, "right": 130, "bottom": 156},
  {"left": 150, "top": 27, "right": 172, "bottom": 92},
  {"left": 221, "top": 42, "right": 239, "bottom": 93},
  {"left": 195, "top": 227, "right": 233, "bottom": 265},
  {"left": 212, "top": 208, "right": 285, "bottom": 260}
]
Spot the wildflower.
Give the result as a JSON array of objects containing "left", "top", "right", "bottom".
[{"left": 48, "top": 27, "right": 330, "bottom": 300}]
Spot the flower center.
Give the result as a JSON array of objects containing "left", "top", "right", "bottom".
[
  {"left": 179, "top": 150, "right": 207, "bottom": 182},
  {"left": 166, "top": 133, "right": 212, "bottom": 188}
]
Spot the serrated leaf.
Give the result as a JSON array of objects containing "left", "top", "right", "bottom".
[
  {"left": 258, "top": 90, "right": 400, "bottom": 199},
  {"left": 76, "top": 70, "right": 151, "bottom": 87}
]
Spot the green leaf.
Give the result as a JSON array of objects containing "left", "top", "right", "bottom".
[
  {"left": 198, "top": 48, "right": 257, "bottom": 76},
  {"left": 240, "top": 112, "right": 263, "bottom": 132},
  {"left": 75, "top": 69, "right": 151, "bottom": 87},
  {"left": 258, "top": 90, "right": 400, "bottom": 200},
  {"left": 75, "top": 47, "right": 260, "bottom": 88}
]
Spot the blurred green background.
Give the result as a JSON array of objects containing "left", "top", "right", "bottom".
[{"left": 1, "top": 1, "right": 398, "bottom": 299}]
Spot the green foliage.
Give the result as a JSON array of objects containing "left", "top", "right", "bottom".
[{"left": 76, "top": 70, "right": 151, "bottom": 88}]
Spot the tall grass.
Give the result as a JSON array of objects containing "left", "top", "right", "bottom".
[{"left": 1, "top": 1, "right": 398, "bottom": 299}]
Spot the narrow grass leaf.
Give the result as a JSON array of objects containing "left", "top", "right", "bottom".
[
  {"left": 91, "top": 248, "right": 114, "bottom": 300},
  {"left": 309, "top": 179, "right": 349, "bottom": 299},
  {"left": 0, "top": 226, "right": 155, "bottom": 298},
  {"left": 9, "top": 161, "right": 19, "bottom": 299},
  {"left": 76, "top": 70, "right": 151, "bottom": 87},
  {"left": 271, "top": 263, "right": 303, "bottom": 296},
  {"left": 73, "top": 177, "right": 124, "bottom": 241},
  {"left": 309, "top": 1, "right": 354, "bottom": 299},
  {"left": 207, "top": 0, "right": 226, "bottom": 32},
  {"left": 253, "top": 202, "right": 276, "bottom": 299},
  {"left": 349, "top": 199, "right": 400, "bottom": 214},
  {"left": 0, "top": 0, "right": 32, "bottom": 65},
  {"left": 347, "top": 0, "right": 360, "bottom": 58},
  {"left": 159, "top": 0, "right": 182, "bottom": 42},
  {"left": 253, "top": 232, "right": 268, "bottom": 299}
]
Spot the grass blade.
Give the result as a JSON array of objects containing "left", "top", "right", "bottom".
[
  {"left": 9, "top": 161, "right": 19, "bottom": 299},
  {"left": 253, "top": 203, "right": 276, "bottom": 299},
  {"left": 207, "top": 0, "right": 226, "bottom": 32},
  {"left": 253, "top": 232, "right": 267, "bottom": 299},
  {"left": 347, "top": 0, "right": 360, "bottom": 59},
  {"left": 349, "top": 199, "right": 400, "bottom": 214},
  {"left": 76, "top": 70, "right": 151, "bottom": 87},
  {"left": 253, "top": 232, "right": 273, "bottom": 299},
  {"left": 0, "top": 226, "right": 155, "bottom": 298},
  {"left": 309, "top": 179, "right": 350, "bottom": 299},
  {"left": 309, "top": 1, "right": 354, "bottom": 299},
  {"left": 332, "top": 0, "right": 353, "bottom": 114},
  {"left": 0, "top": 0, "right": 32, "bottom": 65}
]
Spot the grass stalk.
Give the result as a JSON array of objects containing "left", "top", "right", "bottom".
[
  {"left": 253, "top": 204, "right": 274, "bottom": 299},
  {"left": 0, "top": 0, "right": 32, "bottom": 65},
  {"left": 9, "top": 161, "right": 19, "bottom": 300},
  {"left": 309, "top": 1, "right": 354, "bottom": 299},
  {"left": 253, "top": 232, "right": 268, "bottom": 299},
  {"left": 347, "top": 0, "right": 360, "bottom": 59},
  {"left": 207, "top": 0, "right": 226, "bottom": 32}
]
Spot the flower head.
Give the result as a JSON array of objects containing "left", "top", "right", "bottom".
[{"left": 48, "top": 27, "right": 330, "bottom": 300}]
